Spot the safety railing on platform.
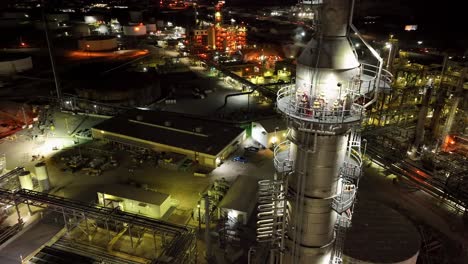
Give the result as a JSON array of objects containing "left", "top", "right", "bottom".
[
  {"left": 332, "top": 180, "right": 357, "bottom": 214},
  {"left": 361, "top": 63, "right": 393, "bottom": 86},
  {"left": 273, "top": 141, "right": 293, "bottom": 173},
  {"left": 277, "top": 86, "right": 365, "bottom": 124}
]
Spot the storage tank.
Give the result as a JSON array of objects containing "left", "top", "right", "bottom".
[
  {"left": 97, "top": 24, "right": 109, "bottom": 35},
  {"left": 78, "top": 36, "right": 118, "bottom": 51},
  {"left": 0, "top": 53, "right": 33, "bottom": 75},
  {"left": 0, "top": 154, "right": 5, "bottom": 174},
  {"left": 146, "top": 23, "right": 156, "bottom": 32},
  {"left": 74, "top": 72, "right": 161, "bottom": 106},
  {"left": 73, "top": 23, "right": 91, "bottom": 37},
  {"left": 84, "top": 15, "right": 103, "bottom": 24},
  {"left": 343, "top": 200, "right": 421, "bottom": 264},
  {"left": 35, "top": 162, "right": 50, "bottom": 192},
  {"left": 18, "top": 170, "right": 33, "bottom": 190},
  {"left": 123, "top": 24, "right": 147, "bottom": 36}
]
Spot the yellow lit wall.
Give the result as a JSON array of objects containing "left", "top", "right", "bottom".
[
  {"left": 91, "top": 128, "right": 245, "bottom": 168},
  {"left": 97, "top": 192, "right": 171, "bottom": 219}
]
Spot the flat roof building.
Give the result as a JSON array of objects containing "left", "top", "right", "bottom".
[
  {"left": 92, "top": 110, "right": 246, "bottom": 168},
  {"left": 252, "top": 117, "right": 288, "bottom": 148},
  {"left": 218, "top": 175, "right": 258, "bottom": 225},
  {"left": 97, "top": 184, "right": 171, "bottom": 219}
]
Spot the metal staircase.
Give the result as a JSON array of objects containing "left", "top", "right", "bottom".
[{"left": 256, "top": 178, "right": 287, "bottom": 246}]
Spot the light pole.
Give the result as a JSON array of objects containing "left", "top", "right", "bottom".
[
  {"left": 197, "top": 203, "right": 201, "bottom": 232},
  {"left": 385, "top": 42, "right": 392, "bottom": 69}
]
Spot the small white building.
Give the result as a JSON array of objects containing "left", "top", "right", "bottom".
[
  {"left": 97, "top": 184, "right": 172, "bottom": 219},
  {"left": 251, "top": 118, "right": 288, "bottom": 148}
]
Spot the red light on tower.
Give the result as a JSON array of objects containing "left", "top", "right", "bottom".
[{"left": 20, "top": 42, "right": 26, "bottom": 47}]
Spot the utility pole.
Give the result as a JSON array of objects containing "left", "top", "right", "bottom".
[
  {"left": 41, "top": 0, "right": 61, "bottom": 105},
  {"left": 197, "top": 202, "right": 201, "bottom": 232}
]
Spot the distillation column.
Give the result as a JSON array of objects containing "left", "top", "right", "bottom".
[
  {"left": 257, "top": 0, "right": 388, "bottom": 262},
  {"left": 279, "top": 0, "right": 361, "bottom": 263}
]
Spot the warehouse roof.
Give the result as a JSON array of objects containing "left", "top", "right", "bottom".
[
  {"left": 93, "top": 109, "right": 245, "bottom": 156},
  {"left": 94, "top": 109, "right": 244, "bottom": 156},
  {"left": 218, "top": 175, "right": 257, "bottom": 214},
  {"left": 255, "top": 117, "right": 287, "bottom": 133},
  {"left": 98, "top": 184, "right": 170, "bottom": 206}
]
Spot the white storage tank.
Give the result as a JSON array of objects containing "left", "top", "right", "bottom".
[
  {"left": 0, "top": 53, "right": 33, "bottom": 75},
  {"left": 84, "top": 15, "right": 103, "bottom": 24},
  {"left": 97, "top": 24, "right": 109, "bottom": 35},
  {"left": 18, "top": 170, "right": 33, "bottom": 190},
  {"left": 146, "top": 23, "right": 156, "bottom": 32},
  {"left": 123, "top": 24, "right": 147, "bottom": 36},
  {"left": 343, "top": 200, "right": 421, "bottom": 264},
  {"left": 78, "top": 36, "right": 118, "bottom": 51},
  {"left": 35, "top": 162, "right": 50, "bottom": 192}
]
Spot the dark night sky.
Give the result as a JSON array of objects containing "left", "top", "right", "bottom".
[{"left": 0, "top": 0, "right": 464, "bottom": 50}]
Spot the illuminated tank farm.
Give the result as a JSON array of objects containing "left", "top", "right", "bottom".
[{"left": 256, "top": 0, "right": 393, "bottom": 263}]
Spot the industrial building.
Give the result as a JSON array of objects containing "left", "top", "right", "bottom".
[
  {"left": 98, "top": 184, "right": 172, "bottom": 219},
  {"left": 190, "top": 1, "right": 247, "bottom": 52},
  {"left": 92, "top": 110, "right": 246, "bottom": 168},
  {"left": 218, "top": 175, "right": 258, "bottom": 225},
  {"left": 251, "top": 118, "right": 288, "bottom": 149}
]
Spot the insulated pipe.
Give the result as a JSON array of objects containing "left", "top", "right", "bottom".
[{"left": 349, "top": 23, "right": 384, "bottom": 109}]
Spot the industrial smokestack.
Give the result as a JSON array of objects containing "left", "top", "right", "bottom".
[{"left": 256, "top": 0, "right": 392, "bottom": 263}]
